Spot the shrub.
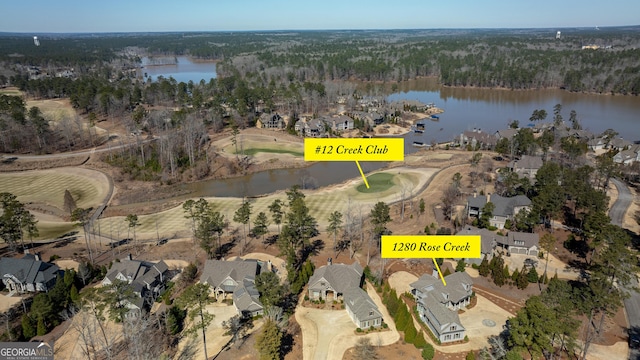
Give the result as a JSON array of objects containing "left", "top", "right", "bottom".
[
  {"left": 527, "top": 267, "right": 539, "bottom": 283},
  {"left": 356, "top": 327, "right": 363, "bottom": 333},
  {"left": 304, "top": 295, "right": 309, "bottom": 301},
  {"left": 382, "top": 322, "right": 388, "bottom": 329},
  {"left": 49, "top": 254, "right": 61, "bottom": 262},
  {"left": 422, "top": 344, "right": 435, "bottom": 360},
  {"left": 466, "top": 351, "right": 476, "bottom": 360},
  {"left": 413, "top": 330, "right": 427, "bottom": 348}
]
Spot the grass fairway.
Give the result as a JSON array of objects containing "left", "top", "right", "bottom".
[
  {"left": 356, "top": 173, "right": 395, "bottom": 193},
  {"left": 36, "top": 221, "right": 76, "bottom": 240},
  {"left": 0, "top": 88, "right": 23, "bottom": 96},
  {"left": 240, "top": 148, "right": 304, "bottom": 157},
  {"left": 0, "top": 168, "right": 109, "bottom": 211}
]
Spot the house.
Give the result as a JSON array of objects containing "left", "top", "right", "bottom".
[
  {"left": 294, "top": 118, "right": 326, "bottom": 137},
  {"left": 200, "top": 259, "right": 264, "bottom": 316},
  {"left": 102, "top": 255, "right": 169, "bottom": 315},
  {"left": 456, "top": 225, "right": 505, "bottom": 264},
  {"left": 609, "top": 138, "right": 632, "bottom": 151},
  {"left": 588, "top": 137, "right": 606, "bottom": 151},
  {"left": 233, "top": 279, "right": 264, "bottom": 317},
  {"left": 507, "top": 155, "right": 543, "bottom": 180},
  {"left": 344, "top": 287, "right": 383, "bottom": 329},
  {"left": 494, "top": 129, "right": 519, "bottom": 142},
  {"left": 257, "top": 113, "right": 285, "bottom": 130},
  {"left": 410, "top": 272, "right": 473, "bottom": 343},
  {"left": 328, "top": 115, "right": 354, "bottom": 131},
  {"left": 613, "top": 146, "right": 640, "bottom": 165},
  {"left": 307, "top": 261, "right": 363, "bottom": 301},
  {"left": 410, "top": 272, "right": 473, "bottom": 311},
  {"left": 466, "top": 193, "right": 532, "bottom": 229},
  {"left": 498, "top": 232, "right": 539, "bottom": 256},
  {"left": 457, "top": 129, "right": 496, "bottom": 149},
  {"left": 0, "top": 254, "right": 61, "bottom": 294}
]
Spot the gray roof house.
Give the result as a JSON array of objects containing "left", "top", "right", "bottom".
[
  {"left": 457, "top": 129, "right": 496, "bottom": 149},
  {"left": 102, "top": 255, "right": 169, "bottom": 315},
  {"left": 498, "top": 232, "right": 539, "bottom": 256},
  {"left": 344, "top": 287, "right": 383, "bottom": 329},
  {"left": 307, "top": 261, "right": 363, "bottom": 301},
  {"left": 507, "top": 156, "right": 543, "bottom": 180},
  {"left": 494, "top": 129, "right": 519, "bottom": 141},
  {"left": 200, "top": 259, "right": 264, "bottom": 316},
  {"left": 613, "top": 149, "right": 639, "bottom": 165},
  {"left": 233, "top": 279, "right": 264, "bottom": 317},
  {"left": 328, "top": 115, "right": 354, "bottom": 131},
  {"left": 466, "top": 193, "right": 532, "bottom": 229},
  {"left": 0, "top": 254, "right": 61, "bottom": 294},
  {"left": 456, "top": 225, "right": 505, "bottom": 264},
  {"left": 257, "top": 113, "right": 285, "bottom": 130},
  {"left": 410, "top": 272, "right": 472, "bottom": 343}
]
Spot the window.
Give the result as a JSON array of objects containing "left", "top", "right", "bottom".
[
  {"left": 515, "top": 240, "right": 525, "bottom": 246},
  {"left": 450, "top": 326, "right": 456, "bottom": 331},
  {"left": 455, "top": 333, "right": 460, "bottom": 339},
  {"left": 369, "top": 310, "right": 373, "bottom": 316},
  {"left": 445, "top": 335, "right": 451, "bottom": 340}
]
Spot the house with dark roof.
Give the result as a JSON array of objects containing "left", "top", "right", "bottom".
[
  {"left": 344, "top": 287, "right": 383, "bottom": 329},
  {"left": 498, "top": 232, "right": 539, "bottom": 256},
  {"left": 410, "top": 272, "right": 472, "bottom": 343},
  {"left": 307, "top": 261, "right": 363, "bottom": 301},
  {"left": 200, "top": 259, "right": 264, "bottom": 316},
  {"left": 494, "top": 129, "right": 518, "bottom": 142},
  {"left": 456, "top": 225, "right": 505, "bottom": 264},
  {"left": 101, "top": 255, "right": 169, "bottom": 315},
  {"left": 507, "top": 156, "right": 543, "bottom": 180},
  {"left": 457, "top": 129, "right": 496, "bottom": 149},
  {"left": 328, "top": 115, "right": 354, "bottom": 131},
  {"left": 0, "top": 254, "right": 61, "bottom": 294},
  {"left": 466, "top": 193, "right": 531, "bottom": 230},
  {"left": 308, "top": 261, "right": 383, "bottom": 328},
  {"left": 257, "top": 113, "right": 285, "bottom": 130}
]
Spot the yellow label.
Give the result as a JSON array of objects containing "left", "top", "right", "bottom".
[
  {"left": 381, "top": 235, "right": 481, "bottom": 259},
  {"left": 304, "top": 138, "right": 404, "bottom": 161}
]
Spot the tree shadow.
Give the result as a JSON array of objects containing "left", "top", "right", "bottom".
[
  {"left": 280, "top": 330, "right": 295, "bottom": 358},
  {"left": 174, "top": 337, "right": 198, "bottom": 360},
  {"left": 563, "top": 235, "right": 589, "bottom": 260},
  {"left": 263, "top": 234, "right": 278, "bottom": 248},
  {"left": 215, "top": 237, "right": 238, "bottom": 259},
  {"left": 300, "top": 239, "right": 324, "bottom": 262}
]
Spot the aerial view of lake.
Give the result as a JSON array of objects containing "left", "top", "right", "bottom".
[
  {"left": 139, "top": 56, "right": 217, "bottom": 84},
  {"left": 388, "top": 79, "right": 640, "bottom": 145}
]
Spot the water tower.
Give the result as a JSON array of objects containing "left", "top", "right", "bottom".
[
  {"left": 556, "top": 31, "right": 561, "bottom": 40},
  {"left": 33, "top": 36, "right": 40, "bottom": 46}
]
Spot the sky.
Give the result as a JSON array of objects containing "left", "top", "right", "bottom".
[{"left": 1, "top": 0, "right": 639, "bottom": 33}]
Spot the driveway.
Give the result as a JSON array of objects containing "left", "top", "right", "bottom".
[{"left": 295, "top": 282, "right": 399, "bottom": 360}]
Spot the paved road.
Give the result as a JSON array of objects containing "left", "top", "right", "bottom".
[
  {"left": 610, "top": 178, "right": 640, "bottom": 359},
  {"left": 1, "top": 136, "right": 156, "bottom": 160},
  {"left": 610, "top": 178, "right": 633, "bottom": 227}
]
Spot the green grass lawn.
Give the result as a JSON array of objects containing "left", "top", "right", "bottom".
[
  {"left": 35, "top": 222, "right": 76, "bottom": 240},
  {"left": 356, "top": 173, "right": 395, "bottom": 193},
  {"left": 238, "top": 148, "right": 304, "bottom": 157}
]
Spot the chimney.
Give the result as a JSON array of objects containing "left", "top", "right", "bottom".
[
  {"left": 473, "top": 191, "right": 477, "bottom": 198},
  {"left": 487, "top": 193, "right": 491, "bottom": 203},
  {"left": 267, "top": 260, "right": 272, "bottom": 272},
  {"left": 328, "top": 258, "right": 332, "bottom": 266},
  {"left": 127, "top": 253, "right": 132, "bottom": 261},
  {"left": 34, "top": 253, "right": 41, "bottom": 261}
]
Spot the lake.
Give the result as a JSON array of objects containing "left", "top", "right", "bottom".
[
  {"left": 389, "top": 78, "right": 640, "bottom": 145},
  {"left": 139, "top": 56, "right": 217, "bottom": 84}
]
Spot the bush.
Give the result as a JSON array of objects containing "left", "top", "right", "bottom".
[
  {"left": 466, "top": 351, "right": 476, "bottom": 360},
  {"left": 413, "top": 330, "right": 427, "bottom": 348},
  {"left": 527, "top": 267, "right": 539, "bottom": 283},
  {"left": 356, "top": 327, "right": 363, "bottom": 333},
  {"left": 422, "top": 344, "right": 435, "bottom": 360},
  {"left": 49, "top": 254, "right": 61, "bottom": 262},
  {"left": 382, "top": 322, "right": 388, "bottom": 329}
]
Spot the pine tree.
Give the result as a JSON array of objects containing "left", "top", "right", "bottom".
[
  {"left": 404, "top": 320, "right": 417, "bottom": 344},
  {"left": 456, "top": 259, "right": 466, "bottom": 272},
  {"left": 413, "top": 330, "right": 427, "bottom": 348},
  {"left": 63, "top": 189, "right": 76, "bottom": 215},
  {"left": 527, "top": 267, "right": 539, "bottom": 283},
  {"left": 478, "top": 256, "right": 490, "bottom": 277},
  {"left": 255, "top": 319, "right": 282, "bottom": 360}
]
